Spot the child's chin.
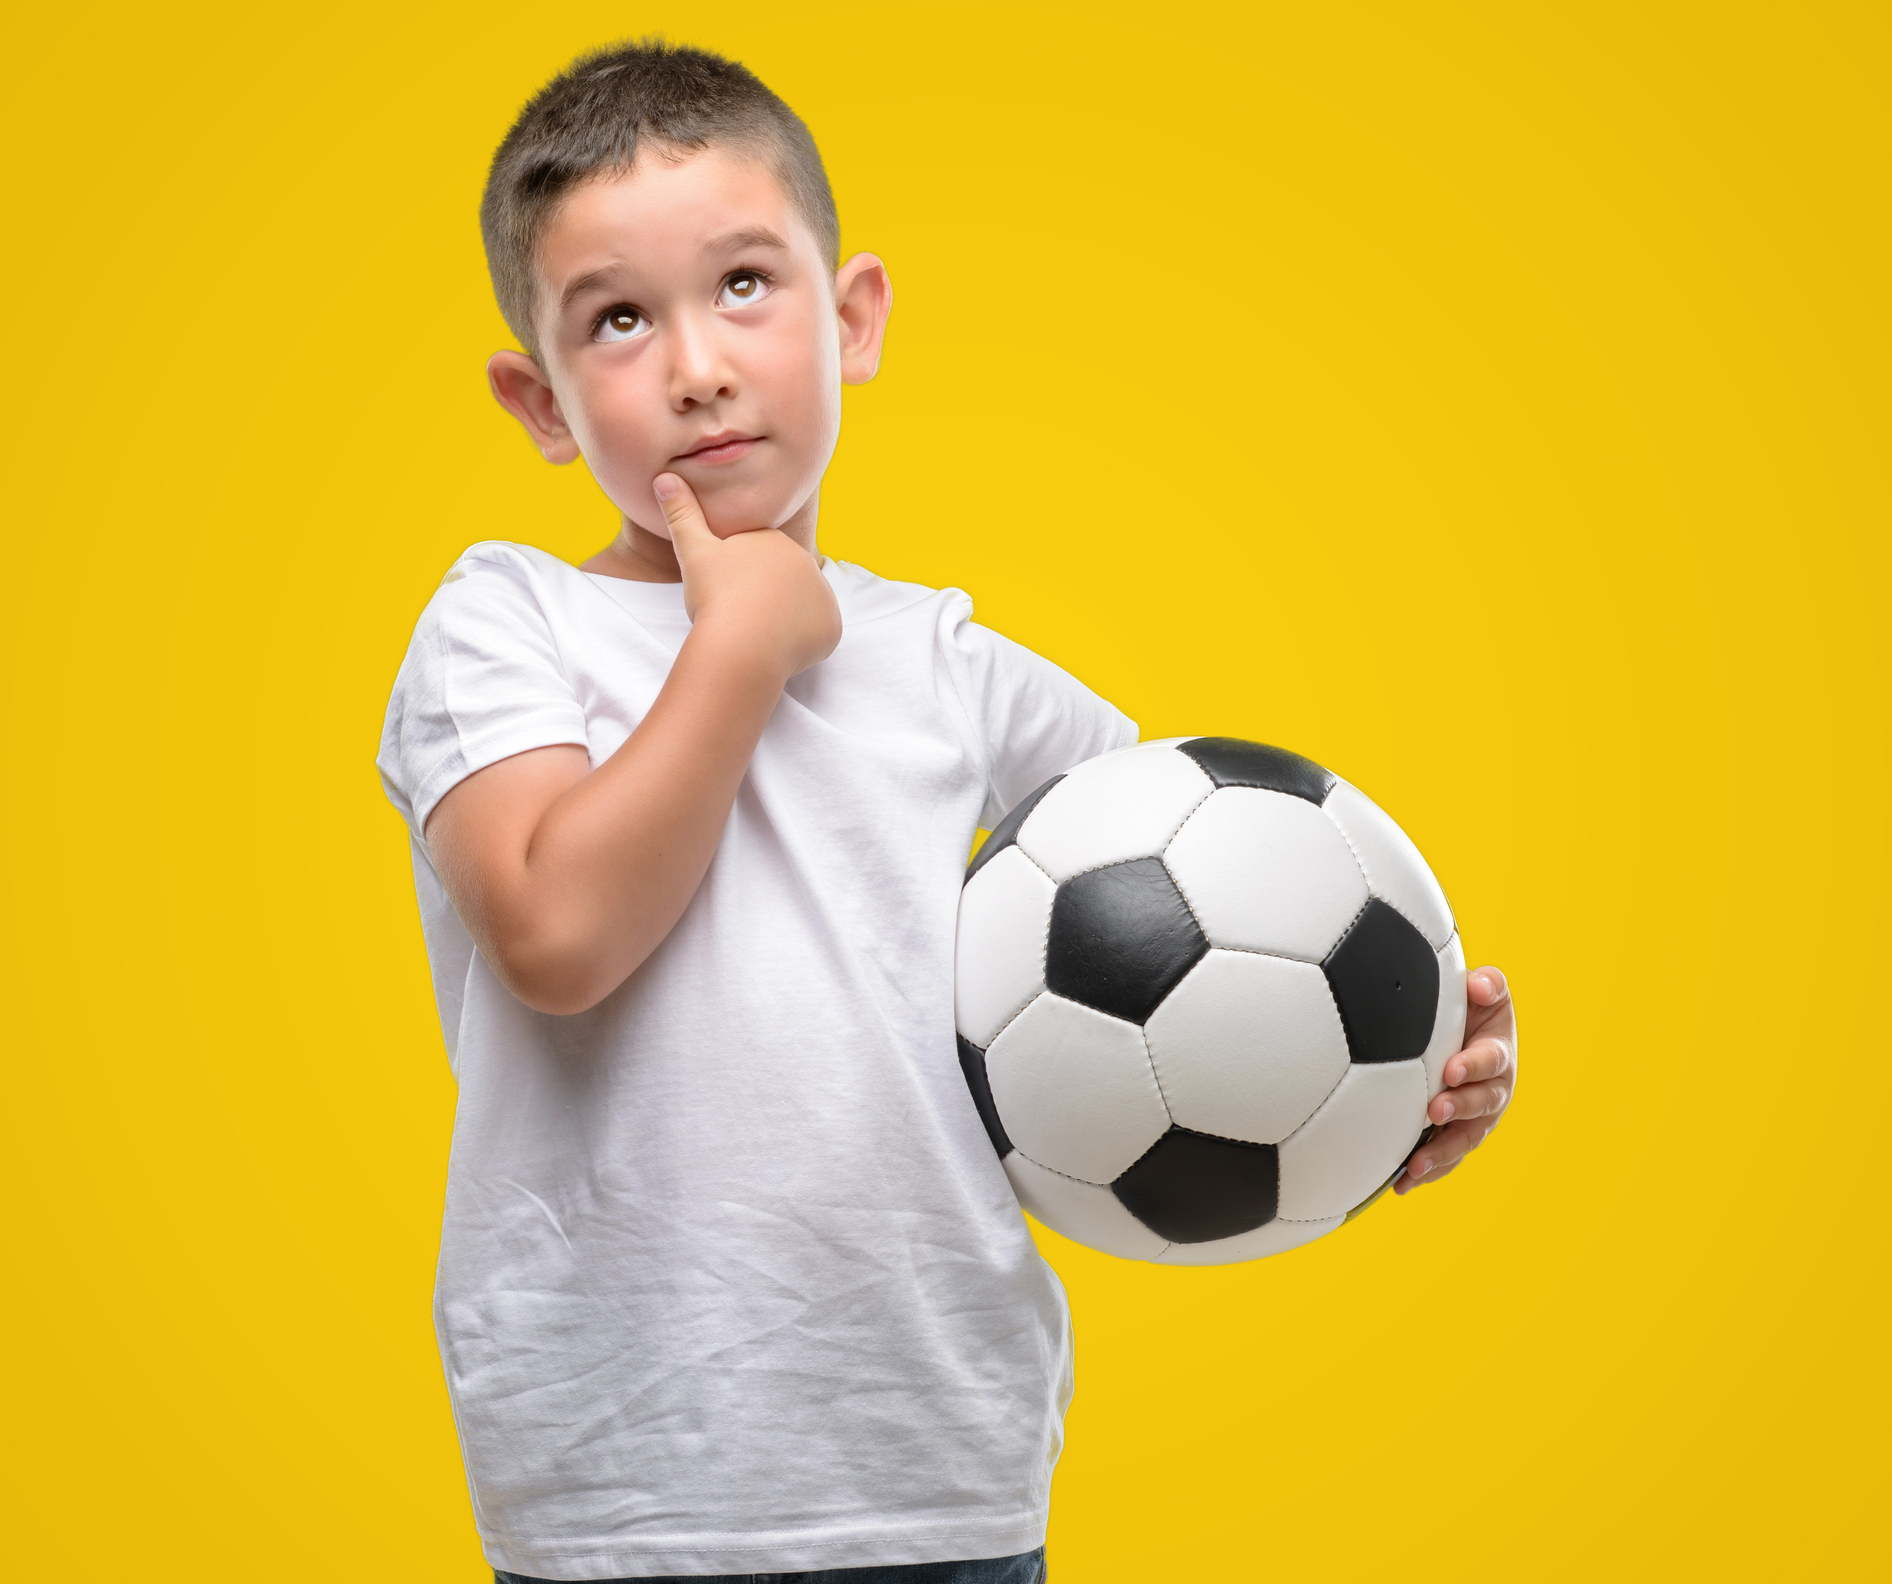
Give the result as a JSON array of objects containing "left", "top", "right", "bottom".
[{"left": 702, "top": 488, "right": 805, "bottom": 537}]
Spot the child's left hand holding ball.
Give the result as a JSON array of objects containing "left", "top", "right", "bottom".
[{"left": 1395, "top": 967, "right": 1517, "bottom": 1194}]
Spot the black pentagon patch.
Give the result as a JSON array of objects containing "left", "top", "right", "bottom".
[
  {"left": 956, "top": 1035, "right": 1013, "bottom": 1159},
  {"left": 966, "top": 774, "right": 1064, "bottom": 880},
  {"left": 1112, "top": 1126, "right": 1279, "bottom": 1243},
  {"left": 1044, "top": 857, "right": 1208, "bottom": 1024},
  {"left": 1174, "top": 738, "right": 1337, "bottom": 804},
  {"left": 1322, "top": 898, "right": 1439, "bottom": 1062}
]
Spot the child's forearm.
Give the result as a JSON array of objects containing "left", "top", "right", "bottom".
[
  {"left": 444, "top": 617, "right": 791, "bottom": 1015},
  {"left": 427, "top": 481, "right": 840, "bottom": 1016}
]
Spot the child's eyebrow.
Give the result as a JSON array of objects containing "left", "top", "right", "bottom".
[
  {"left": 705, "top": 225, "right": 789, "bottom": 255},
  {"left": 559, "top": 267, "right": 625, "bottom": 312}
]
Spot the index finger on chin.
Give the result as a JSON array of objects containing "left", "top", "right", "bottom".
[{"left": 652, "top": 472, "right": 713, "bottom": 549}]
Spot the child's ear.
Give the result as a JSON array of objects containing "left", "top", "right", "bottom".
[
  {"left": 488, "top": 351, "right": 581, "bottom": 464},
  {"left": 834, "top": 254, "right": 893, "bottom": 385}
]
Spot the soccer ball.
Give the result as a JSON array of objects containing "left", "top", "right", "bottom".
[{"left": 955, "top": 738, "right": 1467, "bottom": 1265}]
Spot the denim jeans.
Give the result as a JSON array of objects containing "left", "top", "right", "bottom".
[{"left": 494, "top": 1546, "right": 1046, "bottom": 1584}]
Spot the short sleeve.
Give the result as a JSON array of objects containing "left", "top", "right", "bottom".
[
  {"left": 937, "top": 592, "right": 1139, "bottom": 828},
  {"left": 376, "top": 544, "right": 591, "bottom": 839}
]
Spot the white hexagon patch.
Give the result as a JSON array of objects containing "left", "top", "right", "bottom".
[
  {"left": 1420, "top": 932, "right": 1469, "bottom": 1098},
  {"left": 1017, "top": 744, "right": 1212, "bottom": 882},
  {"left": 1322, "top": 781, "right": 1454, "bottom": 949},
  {"left": 1163, "top": 786, "right": 1369, "bottom": 961},
  {"left": 954, "top": 845, "right": 1056, "bottom": 1049},
  {"left": 1276, "top": 1058, "right": 1429, "bottom": 1221},
  {"left": 1142, "top": 949, "right": 1350, "bottom": 1145},
  {"left": 984, "top": 993, "right": 1172, "bottom": 1184}
]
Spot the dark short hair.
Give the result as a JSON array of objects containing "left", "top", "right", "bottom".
[{"left": 480, "top": 39, "right": 841, "bottom": 353}]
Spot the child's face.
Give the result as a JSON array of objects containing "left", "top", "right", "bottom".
[{"left": 489, "top": 147, "right": 889, "bottom": 546}]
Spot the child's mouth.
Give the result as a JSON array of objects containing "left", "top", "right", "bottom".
[{"left": 675, "top": 432, "right": 763, "bottom": 466}]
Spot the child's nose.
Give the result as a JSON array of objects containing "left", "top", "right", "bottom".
[{"left": 667, "top": 316, "right": 737, "bottom": 409}]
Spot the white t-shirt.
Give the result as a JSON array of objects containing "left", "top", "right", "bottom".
[{"left": 376, "top": 542, "right": 1136, "bottom": 1581}]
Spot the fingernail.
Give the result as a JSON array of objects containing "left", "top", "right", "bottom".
[
  {"left": 1412, "top": 1158, "right": 1431, "bottom": 1178},
  {"left": 652, "top": 473, "right": 679, "bottom": 502},
  {"left": 1437, "top": 1099, "right": 1455, "bottom": 1121}
]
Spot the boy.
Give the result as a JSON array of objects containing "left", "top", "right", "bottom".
[{"left": 377, "top": 40, "right": 1517, "bottom": 1584}]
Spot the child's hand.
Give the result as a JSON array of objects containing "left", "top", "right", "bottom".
[
  {"left": 655, "top": 472, "right": 841, "bottom": 678},
  {"left": 1394, "top": 966, "right": 1516, "bottom": 1194}
]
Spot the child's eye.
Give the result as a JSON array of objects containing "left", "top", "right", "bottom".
[
  {"left": 716, "top": 271, "right": 771, "bottom": 308},
  {"left": 594, "top": 306, "right": 649, "bottom": 343}
]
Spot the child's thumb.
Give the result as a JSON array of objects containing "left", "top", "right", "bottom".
[{"left": 652, "top": 473, "right": 713, "bottom": 552}]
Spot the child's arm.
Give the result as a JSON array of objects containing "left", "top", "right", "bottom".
[{"left": 423, "top": 475, "right": 840, "bottom": 1015}]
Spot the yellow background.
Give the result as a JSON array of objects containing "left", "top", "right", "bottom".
[{"left": 3, "top": 2, "right": 1886, "bottom": 1577}]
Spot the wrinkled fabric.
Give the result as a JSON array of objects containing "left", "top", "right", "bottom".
[
  {"left": 378, "top": 544, "right": 1133, "bottom": 1581},
  {"left": 495, "top": 1541, "right": 1047, "bottom": 1582}
]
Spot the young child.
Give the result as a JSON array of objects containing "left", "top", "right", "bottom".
[{"left": 377, "top": 40, "right": 1517, "bottom": 1584}]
